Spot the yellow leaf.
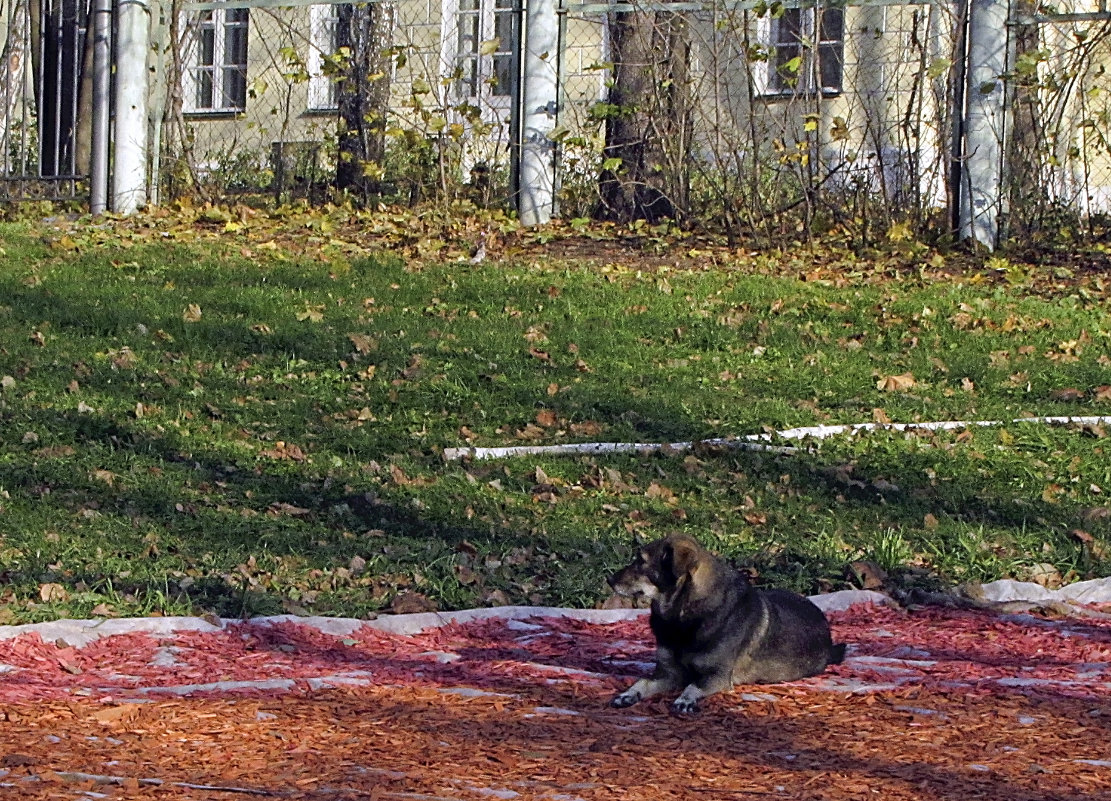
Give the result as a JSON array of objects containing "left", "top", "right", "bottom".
[
  {"left": 887, "top": 222, "right": 913, "bottom": 242},
  {"left": 182, "top": 304, "right": 202, "bottom": 323},
  {"left": 297, "top": 304, "right": 325, "bottom": 323}
]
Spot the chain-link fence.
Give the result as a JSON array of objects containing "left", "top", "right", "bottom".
[
  {"left": 1008, "top": 10, "right": 1111, "bottom": 237},
  {"left": 556, "top": 0, "right": 961, "bottom": 239},
  {"left": 156, "top": 0, "right": 535, "bottom": 205},
  {"left": 7, "top": 0, "right": 1111, "bottom": 245}
]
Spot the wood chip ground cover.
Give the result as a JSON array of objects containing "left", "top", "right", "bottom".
[{"left": 2, "top": 604, "right": 1110, "bottom": 799}]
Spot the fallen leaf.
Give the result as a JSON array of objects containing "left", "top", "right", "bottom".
[
  {"left": 90, "top": 703, "right": 142, "bottom": 726},
  {"left": 400, "top": 355, "right": 423, "bottom": 380},
  {"left": 569, "top": 421, "right": 603, "bottom": 437},
  {"left": 90, "top": 469, "right": 118, "bottom": 486},
  {"left": 259, "top": 441, "right": 306, "bottom": 461},
  {"left": 389, "top": 591, "right": 438, "bottom": 614},
  {"left": 182, "top": 304, "right": 202, "bottom": 323},
  {"left": 1051, "top": 387, "right": 1085, "bottom": 401},
  {"left": 297, "top": 304, "right": 325, "bottom": 323},
  {"left": 267, "top": 502, "right": 312, "bottom": 517},
  {"left": 877, "top": 373, "right": 916, "bottom": 392},
  {"left": 847, "top": 560, "right": 888, "bottom": 590},
  {"left": 484, "top": 589, "right": 510, "bottom": 606},
  {"left": 1025, "top": 562, "right": 1062, "bottom": 589},
  {"left": 39, "top": 583, "right": 68, "bottom": 602},
  {"left": 348, "top": 333, "right": 378, "bottom": 354},
  {"left": 515, "top": 423, "right": 546, "bottom": 441},
  {"left": 645, "top": 482, "right": 677, "bottom": 504}
]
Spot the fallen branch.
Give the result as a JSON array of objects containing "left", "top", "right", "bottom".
[{"left": 442, "top": 415, "right": 1111, "bottom": 461}]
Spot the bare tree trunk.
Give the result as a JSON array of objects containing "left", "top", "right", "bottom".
[
  {"left": 597, "top": 9, "right": 693, "bottom": 223},
  {"left": 1006, "top": 0, "right": 1042, "bottom": 235},
  {"left": 1, "top": 0, "right": 31, "bottom": 155},
  {"left": 336, "top": 0, "right": 394, "bottom": 202},
  {"left": 74, "top": 0, "right": 93, "bottom": 174}
]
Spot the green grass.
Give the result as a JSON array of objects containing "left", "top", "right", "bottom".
[{"left": 1, "top": 220, "right": 1110, "bottom": 622}]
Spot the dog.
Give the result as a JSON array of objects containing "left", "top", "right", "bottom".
[{"left": 607, "top": 534, "right": 846, "bottom": 714}]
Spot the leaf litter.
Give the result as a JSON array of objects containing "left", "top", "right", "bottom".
[{"left": 2, "top": 601, "right": 1111, "bottom": 799}]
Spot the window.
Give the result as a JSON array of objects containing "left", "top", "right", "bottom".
[
  {"left": 184, "top": 4, "right": 249, "bottom": 113},
  {"left": 308, "top": 4, "right": 342, "bottom": 110},
  {"left": 759, "top": 6, "right": 843, "bottom": 96},
  {"left": 446, "top": 0, "right": 517, "bottom": 104}
]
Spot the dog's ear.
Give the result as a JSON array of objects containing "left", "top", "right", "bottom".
[{"left": 664, "top": 537, "right": 702, "bottom": 580}]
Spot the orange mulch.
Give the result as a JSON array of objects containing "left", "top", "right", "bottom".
[
  {"left": 2, "top": 604, "right": 1111, "bottom": 799},
  {"left": 2, "top": 684, "right": 1109, "bottom": 800}
]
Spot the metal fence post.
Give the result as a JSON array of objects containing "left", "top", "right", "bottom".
[
  {"left": 516, "top": 0, "right": 560, "bottom": 226},
  {"left": 959, "top": 0, "right": 1011, "bottom": 249},
  {"left": 112, "top": 0, "right": 152, "bottom": 214},
  {"left": 90, "top": 0, "right": 112, "bottom": 215}
]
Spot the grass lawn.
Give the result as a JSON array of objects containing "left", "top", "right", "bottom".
[{"left": 1, "top": 213, "right": 1110, "bottom": 623}]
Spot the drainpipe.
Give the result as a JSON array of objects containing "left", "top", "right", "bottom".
[{"left": 90, "top": 0, "right": 111, "bottom": 214}]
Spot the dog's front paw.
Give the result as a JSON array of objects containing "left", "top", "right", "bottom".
[
  {"left": 610, "top": 690, "right": 642, "bottom": 708},
  {"left": 670, "top": 696, "right": 700, "bottom": 715}
]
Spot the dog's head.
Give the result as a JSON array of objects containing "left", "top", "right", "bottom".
[{"left": 607, "top": 535, "right": 709, "bottom": 601}]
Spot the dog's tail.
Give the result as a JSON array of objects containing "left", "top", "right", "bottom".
[{"left": 829, "top": 643, "right": 847, "bottom": 665}]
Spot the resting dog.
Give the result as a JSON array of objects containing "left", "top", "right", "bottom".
[{"left": 608, "top": 534, "right": 846, "bottom": 714}]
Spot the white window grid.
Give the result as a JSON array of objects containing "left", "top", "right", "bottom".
[
  {"left": 308, "top": 3, "right": 342, "bottom": 110},
  {"left": 183, "top": 4, "right": 250, "bottom": 113},
  {"left": 756, "top": 5, "right": 844, "bottom": 97},
  {"left": 445, "top": 0, "right": 517, "bottom": 103}
]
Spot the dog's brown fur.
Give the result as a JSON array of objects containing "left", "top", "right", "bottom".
[{"left": 608, "top": 534, "right": 846, "bottom": 714}]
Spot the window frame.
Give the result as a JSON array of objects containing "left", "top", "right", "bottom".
[
  {"left": 182, "top": 2, "right": 250, "bottom": 115},
  {"left": 755, "top": 5, "right": 844, "bottom": 99},
  {"left": 307, "top": 3, "right": 342, "bottom": 112},
  {"left": 440, "top": 0, "right": 518, "bottom": 111}
]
